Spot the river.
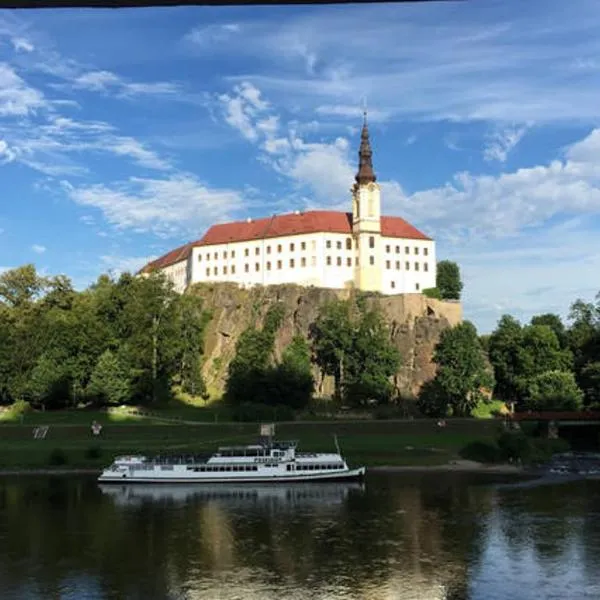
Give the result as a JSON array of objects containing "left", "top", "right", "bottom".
[{"left": 0, "top": 472, "right": 598, "bottom": 599}]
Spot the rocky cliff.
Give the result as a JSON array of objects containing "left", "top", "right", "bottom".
[{"left": 190, "top": 283, "right": 462, "bottom": 400}]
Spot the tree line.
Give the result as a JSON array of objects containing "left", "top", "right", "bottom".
[
  {"left": 2, "top": 260, "right": 597, "bottom": 417},
  {"left": 0, "top": 265, "right": 211, "bottom": 409}
]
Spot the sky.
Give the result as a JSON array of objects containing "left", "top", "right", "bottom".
[{"left": 1, "top": 1, "right": 600, "bottom": 333}]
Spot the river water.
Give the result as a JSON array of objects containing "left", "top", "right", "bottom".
[{"left": 0, "top": 472, "right": 598, "bottom": 600}]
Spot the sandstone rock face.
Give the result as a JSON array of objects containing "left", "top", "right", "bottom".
[{"left": 191, "top": 283, "right": 462, "bottom": 400}]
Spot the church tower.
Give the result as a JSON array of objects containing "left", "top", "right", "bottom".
[{"left": 352, "top": 112, "right": 382, "bottom": 292}]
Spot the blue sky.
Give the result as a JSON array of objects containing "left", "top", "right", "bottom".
[{"left": 2, "top": 1, "right": 600, "bottom": 333}]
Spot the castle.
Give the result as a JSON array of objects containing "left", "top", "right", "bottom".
[{"left": 142, "top": 114, "right": 436, "bottom": 295}]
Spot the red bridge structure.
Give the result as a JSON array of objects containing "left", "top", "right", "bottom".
[{"left": 508, "top": 411, "right": 600, "bottom": 450}]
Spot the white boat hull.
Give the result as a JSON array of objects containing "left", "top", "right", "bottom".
[{"left": 98, "top": 466, "right": 366, "bottom": 485}]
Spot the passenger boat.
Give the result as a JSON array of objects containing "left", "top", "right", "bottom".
[{"left": 98, "top": 424, "right": 366, "bottom": 484}]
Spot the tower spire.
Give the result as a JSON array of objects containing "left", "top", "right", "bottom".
[{"left": 355, "top": 108, "right": 376, "bottom": 185}]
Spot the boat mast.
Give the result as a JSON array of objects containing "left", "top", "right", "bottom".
[{"left": 334, "top": 434, "right": 341, "bottom": 455}]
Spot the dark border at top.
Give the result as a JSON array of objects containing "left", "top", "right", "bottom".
[{"left": 3, "top": 0, "right": 457, "bottom": 9}]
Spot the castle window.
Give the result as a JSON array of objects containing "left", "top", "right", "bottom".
[
  {"left": 424, "top": 263, "right": 429, "bottom": 272},
  {"left": 245, "top": 248, "right": 249, "bottom": 257},
  {"left": 277, "top": 260, "right": 282, "bottom": 269},
  {"left": 369, "top": 256, "right": 374, "bottom": 265},
  {"left": 267, "top": 262, "right": 271, "bottom": 271},
  {"left": 326, "top": 256, "right": 332, "bottom": 266},
  {"left": 396, "top": 261, "right": 400, "bottom": 270},
  {"left": 214, "top": 252, "right": 218, "bottom": 260},
  {"left": 301, "top": 257, "right": 306, "bottom": 267},
  {"left": 255, "top": 247, "right": 260, "bottom": 256},
  {"left": 288, "top": 242, "right": 293, "bottom": 252},
  {"left": 231, "top": 265, "right": 236, "bottom": 274},
  {"left": 301, "top": 241, "right": 306, "bottom": 250},
  {"left": 391, "top": 281, "right": 396, "bottom": 289},
  {"left": 290, "top": 258, "right": 295, "bottom": 268},
  {"left": 206, "top": 267, "right": 210, "bottom": 276},
  {"left": 347, "top": 257, "right": 352, "bottom": 267},
  {"left": 206, "top": 253, "right": 210, "bottom": 261},
  {"left": 267, "top": 246, "right": 271, "bottom": 254},
  {"left": 386, "top": 245, "right": 390, "bottom": 253},
  {"left": 369, "top": 236, "right": 375, "bottom": 249},
  {"left": 255, "top": 263, "right": 260, "bottom": 271},
  {"left": 346, "top": 238, "right": 352, "bottom": 250},
  {"left": 405, "top": 262, "right": 410, "bottom": 270},
  {"left": 232, "top": 250, "right": 236, "bottom": 258},
  {"left": 337, "top": 257, "right": 342, "bottom": 266},
  {"left": 395, "top": 245, "right": 400, "bottom": 254},
  {"left": 414, "top": 247, "right": 419, "bottom": 255},
  {"left": 326, "top": 240, "right": 331, "bottom": 249},
  {"left": 405, "top": 246, "right": 409, "bottom": 254},
  {"left": 416, "top": 283, "right": 420, "bottom": 291},
  {"left": 224, "top": 251, "right": 228, "bottom": 259},
  {"left": 424, "top": 248, "right": 429, "bottom": 256},
  {"left": 277, "top": 244, "right": 282, "bottom": 253},
  {"left": 386, "top": 260, "right": 391, "bottom": 269},
  {"left": 214, "top": 267, "right": 218, "bottom": 275},
  {"left": 312, "top": 241, "right": 317, "bottom": 251},
  {"left": 311, "top": 256, "right": 317, "bottom": 266},
  {"left": 244, "top": 264, "right": 249, "bottom": 273},
  {"left": 198, "top": 254, "right": 202, "bottom": 262},
  {"left": 223, "top": 266, "right": 228, "bottom": 275},
  {"left": 415, "top": 262, "right": 420, "bottom": 271},
  {"left": 336, "top": 241, "right": 342, "bottom": 250},
  {"left": 355, "top": 257, "right": 359, "bottom": 266}
]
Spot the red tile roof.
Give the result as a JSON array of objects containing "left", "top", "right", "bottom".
[
  {"left": 142, "top": 210, "right": 431, "bottom": 272},
  {"left": 195, "top": 210, "right": 431, "bottom": 247},
  {"left": 140, "top": 242, "right": 192, "bottom": 274}
]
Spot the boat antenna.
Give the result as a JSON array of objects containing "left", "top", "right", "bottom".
[{"left": 334, "top": 433, "right": 341, "bottom": 455}]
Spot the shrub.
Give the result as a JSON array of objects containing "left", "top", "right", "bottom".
[
  {"left": 459, "top": 440, "right": 502, "bottom": 463},
  {"left": 48, "top": 448, "right": 68, "bottom": 466},
  {"left": 230, "top": 402, "right": 295, "bottom": 422},
  {"left": 85, "top": 446, "right": 102, "bottom": 460}
]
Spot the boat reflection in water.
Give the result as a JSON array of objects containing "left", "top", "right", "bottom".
[{"left": 99, "top": 480, "right": 365, "bottom": 510}]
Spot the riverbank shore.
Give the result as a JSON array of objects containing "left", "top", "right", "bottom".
[{"left": 0, "top": 460, "right": 526, "bottom": 477}]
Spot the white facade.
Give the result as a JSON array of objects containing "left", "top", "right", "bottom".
[{"left": 159, "top": 232, "right": 435, "bottom": 295}]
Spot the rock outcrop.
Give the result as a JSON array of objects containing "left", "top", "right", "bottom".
[{"left": 190, "top": 283, "right": 462, "bottom": 399}]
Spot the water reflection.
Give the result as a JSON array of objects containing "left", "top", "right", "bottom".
[{"left": 0, "top": 473, "right": 599, "bottom": 599}]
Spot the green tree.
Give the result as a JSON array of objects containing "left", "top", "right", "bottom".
[
  {"left": 516, "top": 324, "right": 573, "bottom": 394},
  {"left": 436, "top": 260, "right": 463, "bottom": 300},
  {"left": 225, "top": 305, "right": 286, "bottom": 405},
  {"left": 426, "top": 321, "right": 494, "bottom": 416},
  {"left": 343, "top": 308, "right": 401, "bottom": 406},
  {"left": 0, "top": 264, "right": 47, "bottom": 308},
  {"left": 531, "top": 313, "right": 567, "bottom": 348},
  {"left": 487, "top": 315, "right": 523, "bottom": 403},
  {"left": 310, "top": 299, "right": 354, "bottom": 402},
  {"left": 173, "top": 294, "right": 211, "bottom": 397},
  {"left": 269, "top": 335, "right": 314, "bottom": 409},
  {"left": 524, "top": 370, "right": 584, "bottom": 411},
  {"left": 27, "top": 353, "right": 70, "bottom": 409},
  {"left": 87, "top": 349, "right": 131, "bottom": 406}
]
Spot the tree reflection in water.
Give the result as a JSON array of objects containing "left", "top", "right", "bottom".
[{"left": 0, "top": 473, "right": 598, "bottom": 599}]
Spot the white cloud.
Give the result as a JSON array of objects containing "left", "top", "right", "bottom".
[
  {"left": 72, "top": 70, "right": 179, "bottom": 97},
  {"left": 184, "top": 22, "right": 241, "bottom": 46},
  {"left": 0, "top": 63, "right": 46, "bottom": 116},
  {"left": 31, "top": 244, "right": 46, "bottom": 254},
  {"left": 11, "top": 37, "right": 34, "bottom": 53},
  {"left": 483, "top": 125, "right": 529, "bottom": 163},
  {"left": 61, "top": 175, "right": 247, "bottom": 237},
  {"left": 100, "top": 254, "right": 157, "bottom": 276},
  {"left": 0, "top": 139, "right": 16, "bottom": 163},
  {"left": 190, "top": 3, "right": 600, "bottom": 126}
]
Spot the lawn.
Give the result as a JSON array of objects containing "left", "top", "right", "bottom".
[{"left": 0, "top": 416, "right": 503, "bottom": 470}]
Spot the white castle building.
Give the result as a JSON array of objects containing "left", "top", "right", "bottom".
[{"left": 142, "top": 115, "right": 436, "bottom": 295}]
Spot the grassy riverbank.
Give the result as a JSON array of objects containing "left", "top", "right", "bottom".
[{"left": 0, "top": 414, "right": 504, "bottom": 470}]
